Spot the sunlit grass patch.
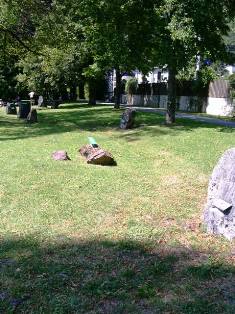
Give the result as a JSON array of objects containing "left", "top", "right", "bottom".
[{"left": 0, "top": 103, "right": 235, "bottom": 312}]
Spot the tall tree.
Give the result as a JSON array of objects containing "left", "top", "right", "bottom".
[
  {"left": 78, "top": 0, "right": 159, "bottom": 108},
  {"left": 153, "top": 0, "right": 235, "bottom": 123},
  {"left": 12, "top": 0, "right": 89, "bottom": 99},
  {"left": 0, "top": 0, "right": 53, "bottom": 98}
]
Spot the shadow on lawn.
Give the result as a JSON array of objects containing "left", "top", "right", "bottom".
[
  {"left": 0, "top": 236, "right": 235, "bottom": 313},
  {"left": 0, "top": 103, "right": 234, "bottom": 142}
]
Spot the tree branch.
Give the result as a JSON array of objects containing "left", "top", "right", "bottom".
[{"left": 0, "top": 25, "right": 45, "bottom": 56}]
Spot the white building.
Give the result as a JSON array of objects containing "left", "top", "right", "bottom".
[{"left": 225, "top": 65, "right": 235, "bottom": 75}]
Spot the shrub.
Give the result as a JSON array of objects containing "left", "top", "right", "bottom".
[
  {"left": 125, "top": 78, "right": 138, "bottom": 95},
  {"left": 229, "top": 73, "right": 235, "bottom": 90},
  {"left": 197, "top": 67, "right": 218, "bottom": 87}
]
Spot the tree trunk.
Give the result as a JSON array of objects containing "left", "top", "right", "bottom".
[
  {"left": 114, "top": 69, "right": 122, "bottom": 109},
  {"left": 69, "top": 84, "right": 77, "bottom": 101},
  {"left": 166, "top": 67, "right": 177, "bottom": 124},
  {"left": 78, "top": 81, "right": 85, "bottom": 99},
  {"left": 88, "top": 79, "right": 96, "bottom": 106},
  {"left": 60, "top": 85, "right": 68, "bottom": 101}
]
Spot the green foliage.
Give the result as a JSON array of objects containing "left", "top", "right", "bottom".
[
  {"left": 224, "top": 18, "right": 235, "bottom": 46},
  {"left": 231, "top": 90, "right": 235, "bottom": 98},
  {"left": 1, "top": 0, "right": 235, "bottom": 109},
  {"left": 229, "top": 74, "right": 235, "bottom": 90},
  {"left": 176, "top": 61, "right": 198, "bottom": 81},
  {"left": 197, "top": 66, "right": 219, "bottom": 87},
  {"left": 125, "top": 78, "right": 138, "bottom": 95},
  {"left": 229, "top": 74, "right": 235, "bottom": 98},
  {"left": 155, "top": 0, "right": 234, "bottom": 70},
  {"left": 84, "top": 78, "right": 107, "bottom": 101},
  {"left": 79, "top": 0, "right": 158, "bottom": 73},
  {"left": 16, "top": 45, "right": 83, "bottom": 97}
]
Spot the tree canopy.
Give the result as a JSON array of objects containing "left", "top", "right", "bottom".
[{"left": 0, "top": 0, "right": 235, "bottom": 121}]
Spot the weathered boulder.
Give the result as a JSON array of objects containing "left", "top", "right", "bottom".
[
  {"left": 52, "top": 151, "right": 71, "bottom": 161},
  {"left": 120, "top": 108, "right": 136, "bottom": 129},
  {"left": 204, "top": 148, "right": 235, "bottom": 240},
  {"left": 79, "top": 144, "right": 116, "bottom": 166},
  {"left": 6, "top": 103, "right": 17, "bottom": 115},
  {"left": 27, "top": 109, "right": 38, "bottom": 123}
]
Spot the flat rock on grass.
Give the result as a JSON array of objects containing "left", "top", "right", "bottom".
[
  {"left": 79, "top": 144, "right": 116, "bottom": 166},
  {"left": 52, "top": 151, "right": 71, "bottom": 161}
]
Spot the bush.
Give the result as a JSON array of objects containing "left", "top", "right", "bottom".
[
  {"left": 197, "top": 67, "right": 218, "bottom": 87},
  {"left": 229, "top": 74, "right": 235, "bottom": 90},
  {"left": 125, "top": 78, "right": 138, "bottom": 95}
]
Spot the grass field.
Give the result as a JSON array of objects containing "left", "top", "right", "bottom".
[{"left": 1, "top": 103, "right": 235, "bottom": 313}]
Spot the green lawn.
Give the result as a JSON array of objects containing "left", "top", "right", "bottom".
[{"left": 0, "top": 103, "right": 235, "bottom": 313}]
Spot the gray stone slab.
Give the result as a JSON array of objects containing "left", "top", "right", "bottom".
[{"left": 204, "top": 148, "right": 235, "bottom": 240}]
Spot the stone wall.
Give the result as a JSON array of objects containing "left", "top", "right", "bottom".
[
  {"left": 121, "top": 94, "right": 235, "bottom": 117},
  {"left": 206, "top": 97, "right": 235, "bottom": 116},
  {"left": 120, "top": 79, "right": 235, "bottom": 117}
]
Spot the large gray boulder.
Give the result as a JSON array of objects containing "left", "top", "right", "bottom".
[{"left": 204, "top": 148, "right": 235, "bottom": 240}]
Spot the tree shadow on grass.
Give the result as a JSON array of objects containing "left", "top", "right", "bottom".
[
  {"left": 0, "top": 103, "right": 234, "bottom": 142},
  {"left": 0, "top": 106, "right": 120, "bottom": 141},
  {"left": 118, "top": 112, "right": 235, "bottom": 142},
  {"left": 0, "top": 236, "right": 235, "bottom": 313}
]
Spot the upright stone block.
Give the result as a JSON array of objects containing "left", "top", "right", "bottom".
[
  {"left": 120, "top": 108, "right": 136, "bottom": 129},
  {"left": 204, "top": 148, "right": 235, "bottom": 240},
  {"left": 18, "top": 102, "right": 31, "bottom": 119},
  {"left": 6, "top": 103, "right": 17, "bottom": 115}
]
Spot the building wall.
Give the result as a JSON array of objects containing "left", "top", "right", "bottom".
[
  {"left": 225, "top": 65, "right": 235, "bottom": 75},
  {"left": 122, "top": 94, "right": 235, "bottom": 117},
  {"left": 133, "top": 68, "right": 168, "bottom": 84},
  {"left": 206, "top": 97, "right": 235, "bottom": 116}
]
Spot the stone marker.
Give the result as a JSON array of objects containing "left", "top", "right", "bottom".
[
  {"left": 204, "top": 148, "right": 235, "bottom": 240},
  {"left": 120, "top": 108, "right": 136, "bottom": 129},
  {"left": 27, "top": 109, "right": 38, "bottom": 123},
  {"left": 50, "top": 100, "right": 60, "bottom": 109},
  {"left": 52, "top": 151, "right": 71, "bottom": 161},
  {"left": 79, "top": 144, "right": 116, "bottom": 166},
  {"left": 38, "top": 95, "right": 44, "bottom": 107},
  {"left": 6, "top": 103, "right": 17, "bottom": 115},
  {"left": 18, "top": 102, "right": 31, "bottom": 119}
]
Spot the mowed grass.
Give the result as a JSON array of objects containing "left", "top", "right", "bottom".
[{"left": 0, "top": 103, "right": 235, "bottom": 313}]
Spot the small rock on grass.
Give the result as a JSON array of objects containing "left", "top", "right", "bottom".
[{"left": 52, "top": 151, "right": 71, "bottom": 161}]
